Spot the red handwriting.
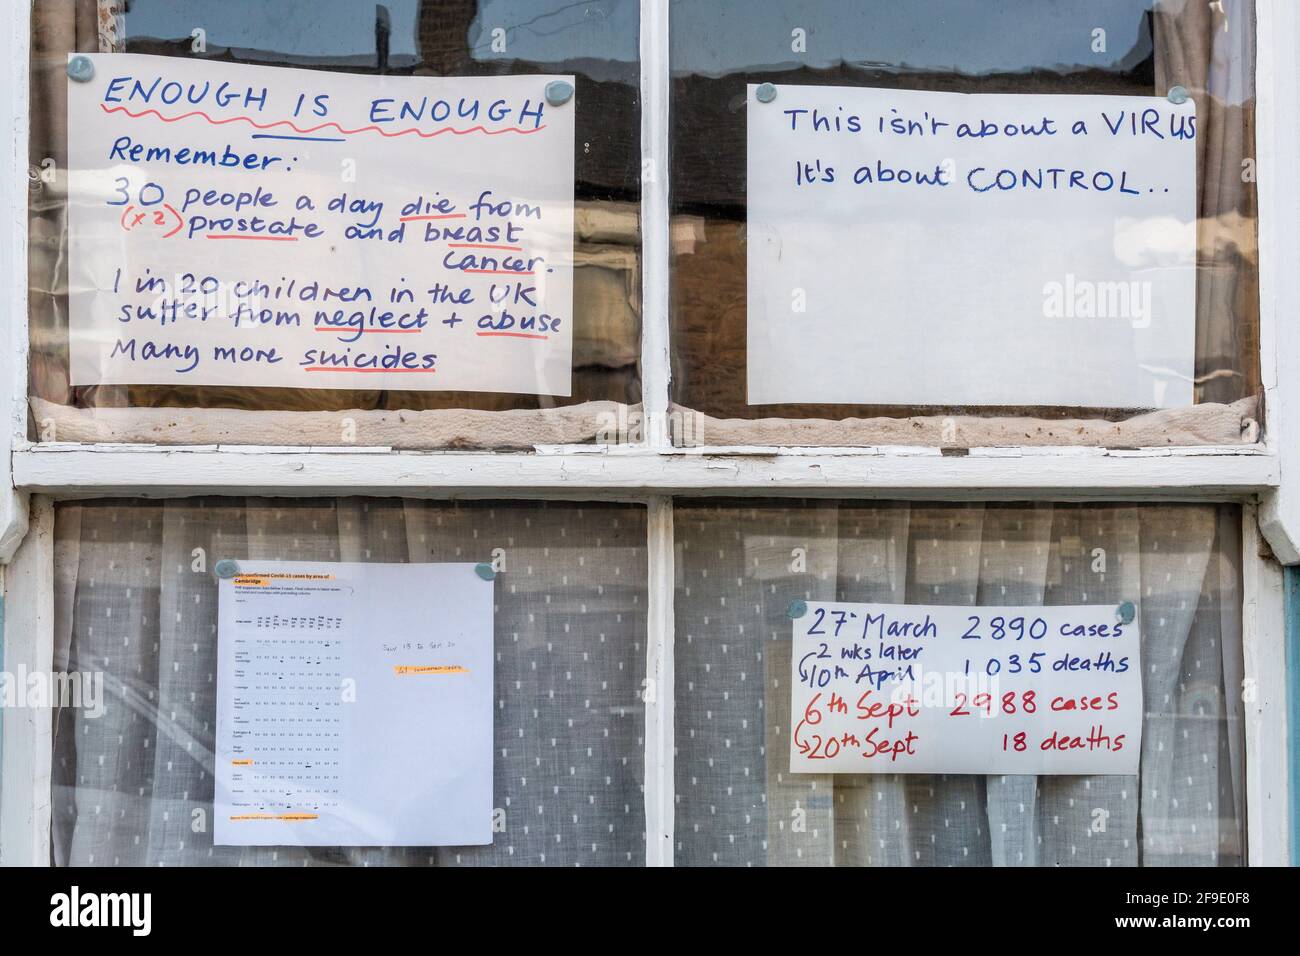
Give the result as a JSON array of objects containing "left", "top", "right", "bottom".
[
  {"left": 861, "top": 726, "right": 920, "bottom": 761},
  {"left": 1050, "top": 692, "right": 1120, "bottom": 711},
  {"left": 855, "top": 689, "right": 919, "bottom": 728},
  {"left": 100, "top": 103, "right": 547, "bottom": 140},
  {"left": 120, "top": 202, "right": 185, "bottom": 238}
]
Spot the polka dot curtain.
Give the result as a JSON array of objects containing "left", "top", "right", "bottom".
[
  {"left": 51, "top": 499, "right": 647, "bottom": 866},
  {"left": 673, "top": 501, "right": 1245, "bottom": 866},
  {"left": 48, "top": 497, "right": 1245, "bottom": 865}
]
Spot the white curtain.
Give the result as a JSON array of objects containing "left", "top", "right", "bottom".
[
  {"left": 673, "top": 501, "right": 1245, "bottom": 866},
  {"left": 51, "top": 499, "right": 1244, "bottom": 866},
  {"left": 51, "top": 499, "right": 648, "bottom": 866}
]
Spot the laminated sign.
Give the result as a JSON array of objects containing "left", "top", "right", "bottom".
[
  {"left": 747, "top": 84, "right": 1198, "bottom": 408},
  {"left": 789, "top": 602, "right": 1143, "bottom": 775},
  {"left": 67, "top": 54, "right": 576, "bottom": 395}
]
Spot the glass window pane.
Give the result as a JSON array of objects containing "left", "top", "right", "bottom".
[
  {"left": 29, "top": 0, "right": 641, "bottom": 448},
  {"left": 51, "top": 498, "right": 647, "bottom": 865},
  {"left": 669, "top": 1, "right": 1259, "bottom": 447},
  {"left": 673, "top": 499, "right": 1245, "bottom": 865}
]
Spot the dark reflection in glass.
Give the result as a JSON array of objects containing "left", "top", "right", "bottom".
[
  {"left": 29, "top": 1, "right": 641, "bottom": 438},
  {"left": 673, "top": 0, "right": 1157, "bottom": 79},
  {"left": 669, "top": 1, "right": 1258, "bottom": 436}
]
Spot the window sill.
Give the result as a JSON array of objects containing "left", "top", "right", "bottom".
[{"left": 11, "top": 441, "right": 1278, "bottom": 500}]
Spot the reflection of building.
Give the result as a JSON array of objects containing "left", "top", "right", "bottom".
[
  {"left": 416, "top": 0, "right": 478, "bottom": 75},
  {"left": 124, "top": 2, "right": 640, "bottom": 200}
]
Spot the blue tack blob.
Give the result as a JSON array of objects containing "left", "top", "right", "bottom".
[
  {"left": 756, "top": 82, "right": 778, "bottom": 104},
  {"left": 475, "top": 563, "right": 497, "bottom": 581},
  {"left": 544, "top": 80, "right": 574, "bottom": 106},
  {"left": 68, "top": 56, "right": 95, "bottom": 83},
  {"left": 787, "top": 598, "right": 808, "bottom": 620},
  {"left": 1116, "top": 600, "right": 1137, "bottom": 625},
  {"left": 214, "top": 559, "right": 240, "bottom": 579},
  {"left": 1167, "top": 85, "right": 1189, "bottom": 105}
]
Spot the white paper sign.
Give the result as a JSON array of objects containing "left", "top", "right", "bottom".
[
  {"left": 789, "top": 602, "right": 1142, "bottom": 775},
  {"left": 67, "top": 54, "right": 575, "bottom": 395},
  {"left": 215, "top": 562, "right": 494, "bottom": 846},
  {"left": 747, "top": 84, "right": 1197, "bottom": 408}
]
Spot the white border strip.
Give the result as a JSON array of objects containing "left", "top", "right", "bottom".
[
  {"left": 0, "top": 0, "right": 32, "bottom": 561},
  {"left": 639, "top": 0, "right": 672, "bottom": 450},
  {"left": 1257, "top": 0, "right": 1300, "bottom": 562},
  {"left": 0, "top": 496, "right": 53, "bottom": 866},
  {"left": 1242, "top": 502, "right": 1290, "bottom": 865}
]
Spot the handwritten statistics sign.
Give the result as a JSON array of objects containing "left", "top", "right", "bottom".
[
  {"left": 747, "top": 85, "right": 1197, "bottom": 408},
  {"left": 67, "top": 54, "right": 575, "bottom": 395},
  {"left": 790, "top": 602, "right": 1143, "bottom": 775}
]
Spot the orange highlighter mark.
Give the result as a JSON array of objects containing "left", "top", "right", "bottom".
[
  {"left": 229, "top": 814, "right": 320, "bottom": 822},
  {"left": 393, "top": 665, "right": 470, "bottom": 676},
  {"left": 233, "top": 572, "right": 337, "bottom": 586},
  {"left": 231, "top": 759, "right": 253, "bottom": 766}
]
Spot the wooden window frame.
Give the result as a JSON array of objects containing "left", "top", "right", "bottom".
[{"left": 0, "top": 0, "right": 1292, "bottom": 866}]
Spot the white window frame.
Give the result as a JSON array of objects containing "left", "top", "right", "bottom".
[{"left": 0, "top": 0, "right": 1292, "bottom": 867}]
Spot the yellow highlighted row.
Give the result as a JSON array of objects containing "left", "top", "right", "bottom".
[
  {"left": 233, "top": 573, "right": 336, "bottom": 586},
  {"left": 229, "top": 814, "right": 320, "bottom": 822}
]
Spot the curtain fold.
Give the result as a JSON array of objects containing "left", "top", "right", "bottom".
[
  {"left": 830, "top": 503, "right": 913, "bottom": 866},
  {"left": 1154, "top": 0, "right": 1260, "bottom": 403},
  {"left": 976, "top": 504, "right": 1054, "bottom": 867},
  {"left": 1033, "top": 505, "right": 1144, "bottom": 866}
]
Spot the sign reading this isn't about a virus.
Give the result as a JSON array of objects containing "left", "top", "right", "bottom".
[
  {"left": 747, "top": 84, "right": 1197, "bottom": 409},
  {"left": 67, "top": 53, "right": 576, "bottom": 395}
]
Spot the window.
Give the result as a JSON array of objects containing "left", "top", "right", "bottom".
[
  {"left": 0, "top": 0, "right": 1292, "bottom": 871},
  {"left": 674, "top": 500, "right": 1245, "bottom": 866},
  {"left": 27, "top": 0, "right": 642, "bottom": 449},
  {"left": 51, "top": 498, "right": 647, "bottom": 865}
]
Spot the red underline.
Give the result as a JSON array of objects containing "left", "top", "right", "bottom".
[
  {"left": 303, "top": 367, "right": 436, "bottom": 373},
  {"left": 448, "top": 243, "right": 524, "bottom": 251},
  {"left": 399, "top": 214, "right": 467, "bottom": 221},
  {"left": 99, "top": 103, "right": 546, "bottom": 140},
  {"left": 207, "top": 234, "right": 298, "bottom": 241},
  {"left": 476, "top": 332, "right": 549, "bottom": 340}
]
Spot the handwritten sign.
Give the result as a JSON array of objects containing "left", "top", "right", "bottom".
[
  {"left": 790, "top": 602, "right": 1142, "bottom": 775},
  {"left": 215, "top": 562, "right": 493, "bottom": 846},
  {"left": 747, "top": 84, "right": 1197, "bottom": 408},
  {"left": 67, "top": 54, "right": 575, "bottom": 395}
]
